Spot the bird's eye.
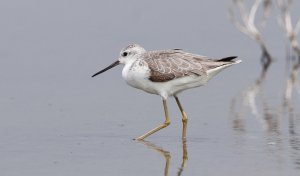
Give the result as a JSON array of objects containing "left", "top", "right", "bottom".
[{"left": 122, "top": 52, "right": 128, "bottom": 57}]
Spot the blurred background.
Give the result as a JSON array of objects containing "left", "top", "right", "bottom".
[{"left": 0, "top": 0, "right": 299, "bottom": 175}]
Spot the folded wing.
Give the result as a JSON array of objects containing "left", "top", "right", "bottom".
[{"left": 142, "top": 50, "right": 209, "bottom": 82}]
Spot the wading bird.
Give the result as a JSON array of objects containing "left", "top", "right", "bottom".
[{"left": 92, "top": 44, "right": 241, "bottom": 140}]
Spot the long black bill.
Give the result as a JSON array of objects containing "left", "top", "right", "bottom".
[{"left": 91, "top": 60, "right": 120, "bottom": 77}]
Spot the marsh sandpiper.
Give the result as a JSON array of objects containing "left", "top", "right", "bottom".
[{"left": 92, "top": 44, "right": 241, "bottom": 140}]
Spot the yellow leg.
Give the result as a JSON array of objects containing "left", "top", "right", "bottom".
[
  {"left": 177, "top": 139, "right": 188, "bottom": 175},
  {"left": 135, "top": 99, "right": 171, "bottom": 140},
  {"left": 174, "top": 96, "right": 188, "bottom": 140}
]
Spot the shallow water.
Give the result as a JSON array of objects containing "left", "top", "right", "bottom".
[{"left": 1, "top": 0, "right": 300, "bottom": 175}]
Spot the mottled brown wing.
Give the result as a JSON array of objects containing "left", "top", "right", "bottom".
[{"left": 142, "top": 50, "right": 207, "bottom": 82}]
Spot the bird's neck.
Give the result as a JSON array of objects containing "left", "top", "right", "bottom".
[{"left": 122, "top": 59, "right": 136, "bottom": 79}]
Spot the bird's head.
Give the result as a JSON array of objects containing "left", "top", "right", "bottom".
[
  {"left": 91, "top": 44, "right": 146, "bottom": 77},
  {"left": 118, "top": 44, "right": 146, "bottom": 64}
]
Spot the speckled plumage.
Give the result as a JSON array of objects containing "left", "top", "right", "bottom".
[
  {"left": 139, "top": 49, "right": 235, "bottom": 82},
  {"left": 93, "top": 44, "right": 241, "bottom": 99},
  {"left": 92, "top": 44, "right": 242, "bottom": 140}
]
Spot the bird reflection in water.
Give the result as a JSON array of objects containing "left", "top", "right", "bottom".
[
  {"left": 279, "top": 0, "right": 300, "bottom": 168},
  {"left": 229, "top": 0, "right": 300, "bottom": 170},
  {"left": 229, "top": 0, "right": 300, "bottom": 133},
  {"left": 229, "top": 0, "right": 277, "bottom": 132},
  {"left": 230, "top": 55, "right": 274, "bottom": 132},
  {"left": 138, "top": 139, "right": 188, "bottom": 176},
  {"left": 283, "top": 55, "right": 300, "bottom": 170}
]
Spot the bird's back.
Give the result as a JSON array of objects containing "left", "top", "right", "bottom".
[{"left": 140, "top": 49, "right": 240, "bottom": 83}]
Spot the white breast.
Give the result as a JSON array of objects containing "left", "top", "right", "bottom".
[{"left": 122, "top": 60, "right": 159, "bottom": 95}]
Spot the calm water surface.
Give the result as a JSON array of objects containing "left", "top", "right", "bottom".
[{"left": 0, "top": 0, "right": 299, "bottom": 175}]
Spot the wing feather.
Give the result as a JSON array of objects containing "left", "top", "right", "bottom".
[{"left": 142, "top": 50, "right": 207, "bottom": 82}]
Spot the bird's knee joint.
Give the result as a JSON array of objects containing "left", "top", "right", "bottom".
[
  {"left": 182, "top": 118, "right": 188, "bottom": 123},
  {"left": 164, "top": 121, "right": 171, "bottom": 126}
]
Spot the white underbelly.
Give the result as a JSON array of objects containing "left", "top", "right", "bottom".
[
  {"left": 122, "top": 61, "right": 209, "bottom": 99},
  {"left": 160, "top": 75, "right": 208, "bottom": 96},
  {"left": 126, "top": 73, "right": 208, "bottom": 99}
]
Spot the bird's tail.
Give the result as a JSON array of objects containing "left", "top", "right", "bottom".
[
  {"left": 217, "top": 56, "right": 241, "bottom": 64},
  {"left": 205, "top": 56, "right": 241, "bottom": 81}
]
